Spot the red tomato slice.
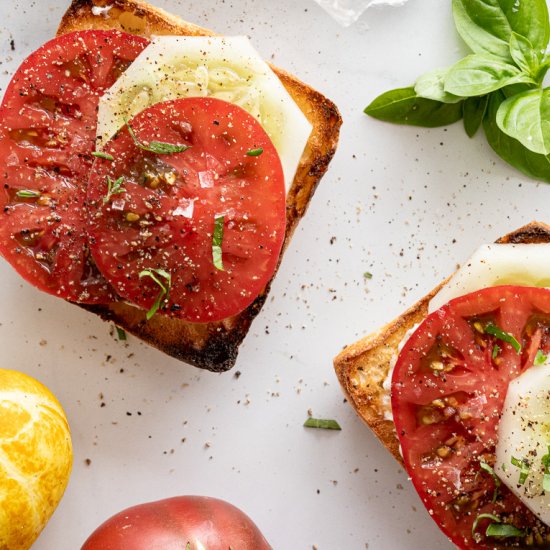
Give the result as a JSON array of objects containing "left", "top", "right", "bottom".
[
  {"left": 87, "top": 97, "right": 286, "bottom": 323},
  {"left": 0, "top": 30, "right": 148, "bottom": 303},
  {"left": 392, "top": 286, "right": 550, "bottom": 548}
]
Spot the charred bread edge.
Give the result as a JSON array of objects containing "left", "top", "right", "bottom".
[
  {"left": 57, "top": 0, "right": 342, "bottom": 372},
  {"left": 334, "top": 221, "right": 550, "bottom": 464}
]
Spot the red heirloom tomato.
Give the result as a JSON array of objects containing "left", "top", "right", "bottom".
[
  {"left": 87, "top": 97, "right": 286, "bottom": 323},
  {"left": 0, "top": 30, "right": 148, "bottom": 303},
  {"left": 392, "top": 285, "right": 550, "bottom": 549},
  {"left": 81, "top": 496, "right": 273, "bottom": 550}
]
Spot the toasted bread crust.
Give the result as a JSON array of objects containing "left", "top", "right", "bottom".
[
  {"left": 334, "top": 221, "right": 550, "bottom": 463},
  {"left": 58, "top": 0, "right": 342, "bottom": 371}
]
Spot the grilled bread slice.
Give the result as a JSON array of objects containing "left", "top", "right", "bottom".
[
  {"left": 334, "top": 221, "right": 550, "bottom": 464},
  {"left": 56, "top": 0, "right": 342, "bottom": 372}
]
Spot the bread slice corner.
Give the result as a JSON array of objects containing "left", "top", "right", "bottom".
[
  {"left": 57, "top": 0, "right": 342, "bottom": 371},
  {"left": 334, "top": 220, "right": 550, "bottom": 463}
]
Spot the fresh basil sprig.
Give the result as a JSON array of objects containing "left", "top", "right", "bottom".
[{"left": 364, "top": 0, "right": 550, "bottom": 182}]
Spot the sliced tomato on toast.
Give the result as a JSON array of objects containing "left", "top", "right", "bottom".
[
  {"left": 87, "top": 97, "right": 286, "bottom": 323},
  {"left": 0, "top": 30, "right": 148, "bottom": 303},
  {"left": 392, "top": 286, "right": 550, "bottom": 548}
]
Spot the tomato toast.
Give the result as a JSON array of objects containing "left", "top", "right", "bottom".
[
  {"left": 334, "top": 221, "right": 550, "bottom": 548},
  {"left": 0, "top": 0, "right": 340, "bottom": 372},
  {"left": 334, "top": 221, "right": 550, "bottom": 463}
]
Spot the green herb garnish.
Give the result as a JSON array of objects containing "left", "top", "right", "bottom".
[
  {"left": 472, "top": 513, "right": 500, "bottom": 538},
  {"left": 364, "top": 0, "right": 550, "bottom": 183},
  {"left": 363, "top": 271, "right": 373, "bottom": 280},
  {"left": 92, "top": 151, "right": 114, "bottom": 161},
  {"left": 212, "top": 215, "right": 225, "bottom": 271},
  {"left": 535, "top": 349, "right": 548, "bottom": 365},
  {"left": 485, "top": 523, "right": 526, "bottom": 538},
  {"left": 246, "top": 148, "right": 264, "bottom": 157},
  {"left": 16, "top": 189, "right": 41, "bottom": 198},
  {"left": 115, "top": 326, "right": 127, "bottom": 341},
  {"left": 479, "top": 460, "right": 500, "bottom": 502},
  {"left": 103, "top": 176, "right": 126, "bottom": 205},
  {"left": 139, "top": 268, "right": 171, "bottom": 320},
  {"left": 492, "top": 344, "right": 501, "bottom": 359},
  {"left": 542, "top": 446, "right": 550, "bottom": 493},
  {"left": 511, "top": 456, "right": 530, "bottom": 485},
  {"left": 303, "top": 418, "right": 342, "bottom": 430},
  {"left": 485, "top": 324, "right": 521, "bottom": 354},
  {"left": 472, "top": 513, "right": 525, "bottom": 540},
  {"left": 126, "top": 119, "right": 190, "bottom": 155}
]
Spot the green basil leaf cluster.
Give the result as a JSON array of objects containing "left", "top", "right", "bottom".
[{"left": 364, "top": 0, "right": 550, "bottom": 182}]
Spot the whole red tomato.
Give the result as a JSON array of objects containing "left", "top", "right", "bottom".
[{"left": 81, "top": 496, "right": 272, "bottom": 550}]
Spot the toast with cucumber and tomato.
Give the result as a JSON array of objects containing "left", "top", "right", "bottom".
[
  {"left": 335, "top": 221, "right": 550, "bottom": 549},
  {"left": 0, "top": 0, "right": 341, "bottom": 371}
]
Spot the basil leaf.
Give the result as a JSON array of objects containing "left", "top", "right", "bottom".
[
  {"left": 463, "top": 95, "right": 488, "bottom": 137},
  {"left": 16, "top": 189, "right": 41, "bottom": 198},
  {"left": 303, "top": 418, "right": 342, "bottom": 430},
  {"left": 491, "top": 343, "right": 501, "bottom": 359},
  {"left": 452, "top": 0, "right": 549, "bottom": 62},
  {"left": 92, "top": 151, "right": 114, "bottom": 161},
  {"left": 480, "top": 460, "right": 500, "bottom": 502},
  {"left": 115, "top": 326, "right": 127, "bottom": 341},
  {"left": 485, "top": 523, "right": 525, "bottom": 538},
  {"left": 445, "top": 54, "right": 535, "bottom": 97},
  {"left": 212, "top": 215, "right": 225, "bottom": 271},
  {"left": 139, "top": 268, "right": 171, "bottom": 320},
  {"left": 364, "top": 87, "right": 463, "bottom": 128},
  {"left": 246, "top": 148, "right": 264, "bottom": 157},
  {"left": 535, "top": 349, "right": 548, "bottom": 365},
  {"left": 485, "top": 323, "right": 521, "bottom": 353},
  {"left": 472, "top": 513, "right": 500, "bottom": 537},
  {"left": 415, "top": 68, "right": 464, "bottom": 104},
  {"left": 509, "top": 32, "right": 542, "bottom": 77},
  {"left": 496, "top": 88, "right": 550, "bottom": 155},
  {"left": 483, "top": 91, "right": 550, "bottom": 182},
  {"left": 511, "top": 456, "right": 530, "bottom": 485},
  {"left": 126, "top": 120, "right": 190, "bottom": 155}
]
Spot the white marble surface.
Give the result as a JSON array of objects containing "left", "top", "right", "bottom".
[{"left": 2, "top": 1, "right": 550, "bottom": 548}]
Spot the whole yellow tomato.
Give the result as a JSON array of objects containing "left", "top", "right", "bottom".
[{"left": 0, "top": 369, "right": 72, "bottom": 549}]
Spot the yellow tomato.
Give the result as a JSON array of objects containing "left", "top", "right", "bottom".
[{"left": 0, "top": 369, "right": 72, "bottom": 550}]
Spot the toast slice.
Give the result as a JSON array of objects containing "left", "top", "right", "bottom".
[
  {"left": 56, "top": 0, "right": 342, "bottom": 372},
  {"left": 334, "top": 221, "right": 550, "bottom": 464}
]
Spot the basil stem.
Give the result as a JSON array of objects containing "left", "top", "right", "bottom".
[
  {"left": 103, "top": 176, "right": 126, "bottom": 205},
  {"left": 92, "top": 151, "right": 114, "bottom": 161},
  {"left": 479, "top": 460, "right": 500, "bottom": 502},
  {"left": 16, "top": 189, "right": 41, "bottom": 198}
]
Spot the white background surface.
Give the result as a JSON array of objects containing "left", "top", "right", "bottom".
[{"left": 2, "top": 1, "right": 550, "bottom": 549}]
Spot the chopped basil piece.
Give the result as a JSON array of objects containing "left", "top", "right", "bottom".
[
  {"left": 303, "top": 418, "right": 342, "bottom": 430},
  {"left": 542, "top": 446, "right": 550, "bottom": 493},
  {"left": 103, "top": 176, "right": 126, "bottom": 205},
  {"left": 16, "top": 189, "right": 41, "bottom": 198},
  {"left": 363, "top": 271, "right": 373, "bottom": 280},
  {"left": 485, "top": 323, "right": 521, "bottom": 354},
  {"left": 535, "top": 349, "right": 548, "bottom": 365},
  {"left": 246, "top": 147, "right": 264, "bottom": 157},
  {"left": 472, "top": 513, "right": 500, "bottom": 537},
  {"left": 485, "top": 523, "right": 525, "bottom": 538},
  {"left": 212, "top": 215, "right": 225, "bottom": 271},
  {"left": 479, "top": 460, "right": 500, "bottom": 502},
  {"left": 139, "top": 268, "right": 171, "bottom": 320},
  {"left": 92, "top": 151, "right": 114, "bottom": 161},
  {"left": 126, "top": 119, "right": 190, "bottom": 155},
  {"left": 115, "top": 326, "right": 127, "bottom": 341},
  {"left": 492, "top": 344, "right": 501, "bottom": 359},
  {"left": 511, "top": 456, "right": 530, "bottom": 485}
]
